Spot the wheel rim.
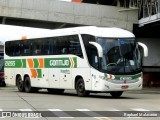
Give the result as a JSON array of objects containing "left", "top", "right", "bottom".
[
  {"left": 78, "top": 82, "right": 85, "bottom": 93},
  {"left": 25, "top": 80, "right": 30, "bottom": 91},
  {"left": 18, "top": 80, "right": 23, "bottom": 90}
]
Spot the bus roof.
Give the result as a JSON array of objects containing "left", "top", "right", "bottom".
[
  {"left": 1, "top": 25, "right": 135, "bottom": 42},
  {"left": 78, "top": 26, "right": 135, "bottom": 38},
  {"left": 47, "top": 26, "right": 135, "bottom": 38}
]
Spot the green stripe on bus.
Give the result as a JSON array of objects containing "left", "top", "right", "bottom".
[
  {"left": 36, "top": 69, "right": 42, "bottom": 78},
  {"left": 114, "top": 73, "right": 142, "bottom": 80},
  {"left": 105, "top": 73, "right": 142, "bottom": 80},
  {"left": 4, "top": 59, "right": 22, "bottom": 68},
  {"left": 73, "top": 57, "right": 77, "bottom": 68},
  {"left": 22, "top": 59, "right": 26, "bottom": 68},
  {"left": 4, "top": 57, "right": 77, "bottom": 68},
  {"left": 33, "top": 59, "right": 39, "bottom": 68}
]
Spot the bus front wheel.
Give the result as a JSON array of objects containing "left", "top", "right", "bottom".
[
  {"left": 17, "top": 77, "right": 24, "bottom": 92},
  {"left": 76, "top": 78, "right": 89, "bottom": 97},
  {"left": 110, "top": 91, "right": 123, "bottom": 98}
]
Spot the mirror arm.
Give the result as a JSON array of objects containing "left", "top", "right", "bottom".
[
  {"left": 89, "top": 42, "right": 103, "bottom": 70},
  {"left": 138, "top": 42, "right": 148, "bottom": 57},
  {"left": 89, "top": 42, "right": 103, "bottom": 58}
]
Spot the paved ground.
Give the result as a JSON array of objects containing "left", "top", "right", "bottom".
[{"left": 0, "top": 85, "right": 160, "bottom": 120}]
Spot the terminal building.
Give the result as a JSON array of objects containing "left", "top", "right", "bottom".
[{"left": 0, "top": 0, "right": 160, "bottom": 87}]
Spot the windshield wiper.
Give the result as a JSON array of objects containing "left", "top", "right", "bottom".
[
  {"left": 113, "top": 56, "right": 124, "bottom": 74},
  {"left": 113, "top": 56, "right": 135, "bottom": 74}
]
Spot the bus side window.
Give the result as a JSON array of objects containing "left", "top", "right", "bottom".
[
  {"left": 5, "top": 41, "right": 13, "bottom": 56},
  {"left": 52, "top": 38, "right": 58, "bottom": 55},
  {"left": 32, "top": 39, "right": 42, "bottom": 55},
  {"left": 5, "top": 41, "right": 21, "bottom": 56},
  {"left": 56, "top": 36, "right": 68, "bottom": 55},
  {"left": 42, "top": 39, "right": 50, "bottom": 55},
  {"left": 11, "top": 41, "right": 22, "bottom": 56},
  {"left": 41, "top": 37, "right": 55, "bottom": 55},
  {"left": 55, "top": 38, "right": 62, "bottom": 54},
  {"left": 24, "top": 49, "right": 30, "bottom": 55},
  {"left": 21, "top": 41, "right": 31, "bottom": 56},
  {"left": 88, "top": 45, "right": 99, "bottom": 69},
  {"left": 62, "top": 48, "right": 68, "bottom": 54},
  {"left": 68, "top": 35, "right": 83, "bottom": 58},
  {"left": 81, "top": 34, "right": 98, "bottom": 69}
]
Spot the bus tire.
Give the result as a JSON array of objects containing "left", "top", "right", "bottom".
[
  {"left": 24, "top": 77, "right": 33, "bottom": 93},
  {"left": 110, "top": 91, "right": 123, "bottom": 98},
  {"left": 76, "top": 78, "right": 89, "bottom": 97},
  {"left": 17, "top": 76, "right": 24, "bottom": 92}
]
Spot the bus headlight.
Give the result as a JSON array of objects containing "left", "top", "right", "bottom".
[{"left": 138, "top": 77, "right": 142, "bottom": 81}]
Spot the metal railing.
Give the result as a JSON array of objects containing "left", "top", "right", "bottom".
[
  {"left": 117, "top": 0, "right": 159, "bottom": 19},
  {"left": 138, "top": 0, "right": 160, "bottom": 19},
  {"left": 117, "top": 0, "right": 139, "bottom": 8}
]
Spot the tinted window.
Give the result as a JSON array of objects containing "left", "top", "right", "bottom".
[
  {"left": 81, "top": 34, "right": 98, "bottom": 69},
  {"left": 58, "top": 35, "right": 83, "bottom": 57},
  {"left": 5, "top": 35, "right": 83, "bottom": 57},
  {"left": 21, "top": 40, "right": 31, "bottom": 56},
  {"left": 32, "top": 39, "right": 43, "bottom": 55},
  {"left": 5, "top": 41, "right": 21, "bottom": 56}
]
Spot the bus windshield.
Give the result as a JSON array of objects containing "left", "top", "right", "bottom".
[{"left": 97, "top": 37, "right": 142, "bottom": 74}]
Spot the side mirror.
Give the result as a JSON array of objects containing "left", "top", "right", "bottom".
[
  {"left": 138, "top": 42, "right": 148, "bottom": 57},
  {"left": 89, "top": 42, "right": 103, "bottom": 58}
]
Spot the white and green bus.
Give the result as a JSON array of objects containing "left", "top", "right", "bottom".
[{"left": 4, "top": 26, "right": 148, "bottom": 97}]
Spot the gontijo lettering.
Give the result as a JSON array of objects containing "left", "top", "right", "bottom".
[
  {"left": 45, "top": 57, "right": 77, "bottom": 68},
  {"left": 50, "top": 60, "right": 69, "bottom": 67}
]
